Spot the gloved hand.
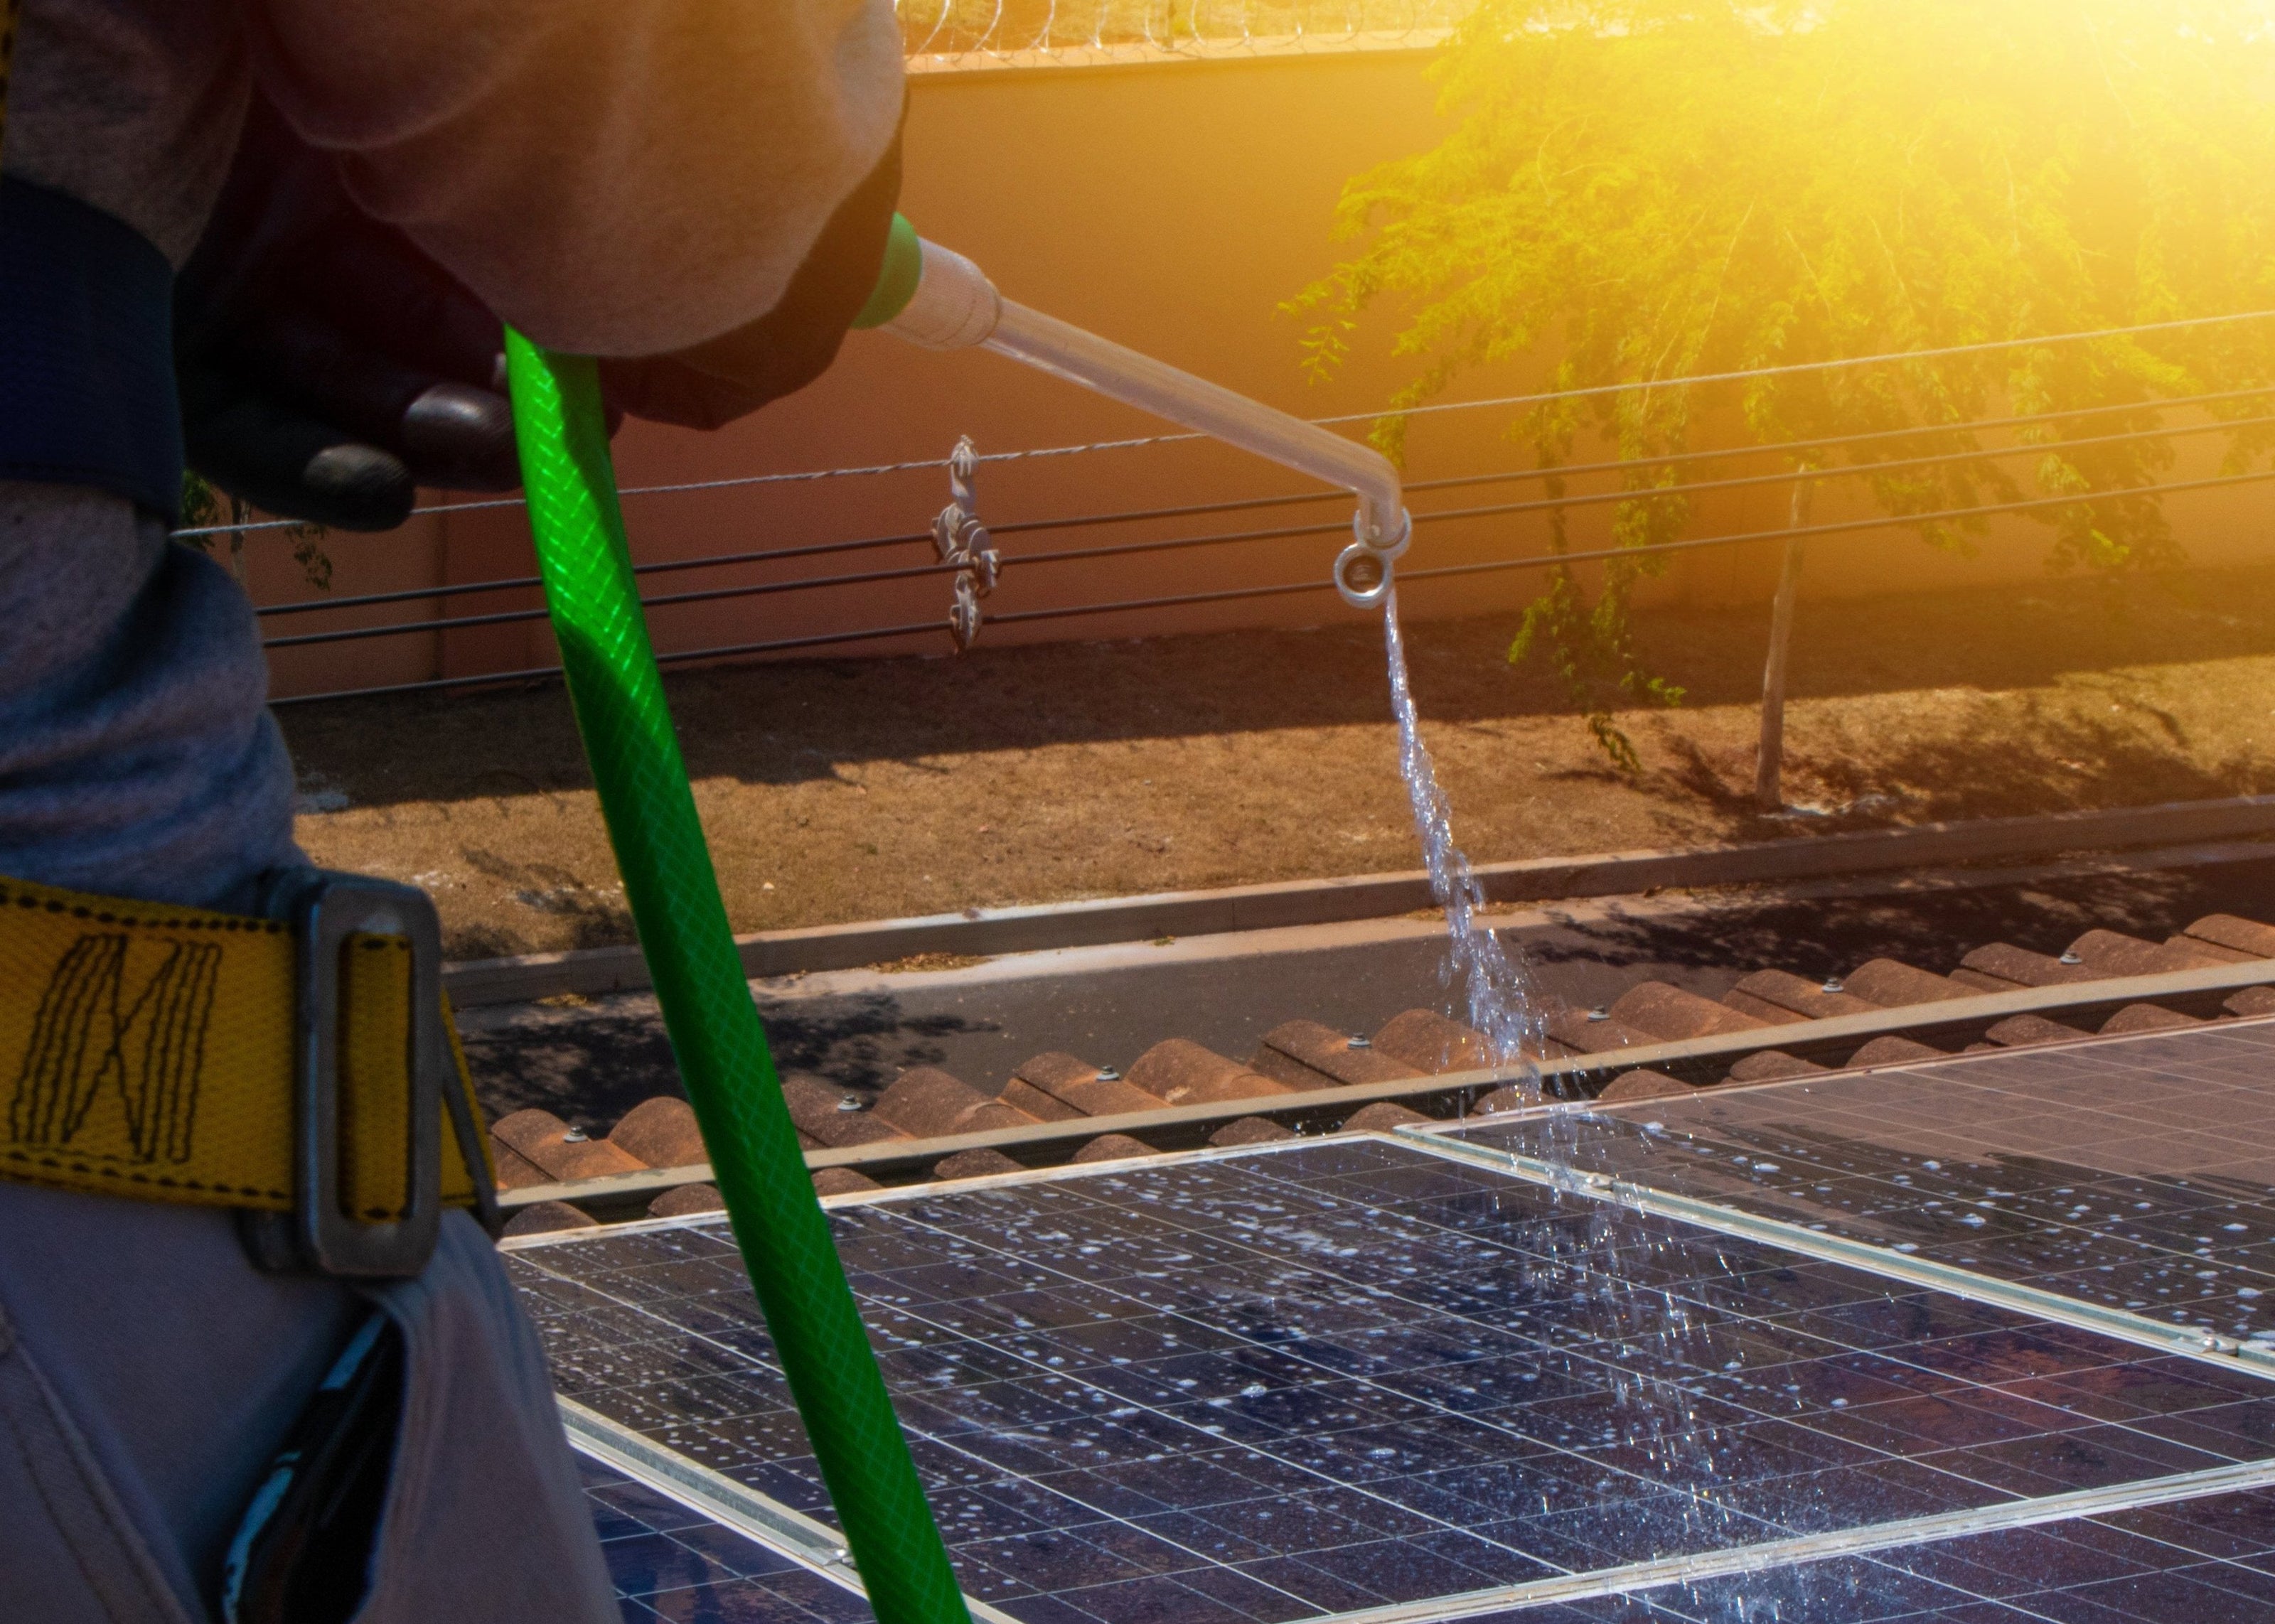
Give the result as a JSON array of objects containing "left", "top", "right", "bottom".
[
  {"left": 179, "top": 95, "right": 905, "bottom": 529},
  {"left": 176, "top": 94, "right": 522, "bottom": 532}
]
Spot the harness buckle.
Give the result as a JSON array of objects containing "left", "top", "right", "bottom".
[{"left": 242, "top": 869, "right": 446, "bottom": 1278}]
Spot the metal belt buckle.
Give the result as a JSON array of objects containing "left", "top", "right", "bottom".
[{"left": 250, "top": 869, "right": 445, "bottom": 1278}]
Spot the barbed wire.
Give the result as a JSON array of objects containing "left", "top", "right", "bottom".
[{"left": 895, "top": 0, "right": 1472, "bottom": 63}]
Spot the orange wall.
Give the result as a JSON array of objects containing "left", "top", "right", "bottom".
[{"left": 255, "top": 48, "right": 2275, "bottom": 699}]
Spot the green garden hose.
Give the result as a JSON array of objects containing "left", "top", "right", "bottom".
[{"left": 503, "top": 330, "right": 968, "bottom": 1624}]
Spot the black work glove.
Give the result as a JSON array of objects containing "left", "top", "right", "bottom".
[
  {"left": 179, "top": 95, "right": 905, "bottom": 529},
  {"left": 176, "top": 95, "right": 523, "bottom": 532}
]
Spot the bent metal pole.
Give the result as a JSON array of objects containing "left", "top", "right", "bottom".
[{"left": 504, "top": 332, "right": 971, "bottom": 1624}]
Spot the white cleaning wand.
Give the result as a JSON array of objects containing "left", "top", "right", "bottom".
[{"left": 855, "top": 218, "right": 1410, "bottom": 611}]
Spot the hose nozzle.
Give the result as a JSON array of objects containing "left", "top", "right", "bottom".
[
  {"left": 1334, "top": 507, "right": 1410, "bottom": 611},
  {"left": 865, "top": 217, "right": 1414, "bottom": 615}
]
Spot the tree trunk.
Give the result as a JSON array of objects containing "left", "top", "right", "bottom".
[{"left": 1753, "top": 475, "right": 1815, "bottom": 810}]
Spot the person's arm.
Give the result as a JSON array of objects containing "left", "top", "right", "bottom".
[
  {"left": 178, "top": 13, "right": 904, "bottom": 525},
  {"left": 244, "top": 0, "right": 905, "bottom": 359}
]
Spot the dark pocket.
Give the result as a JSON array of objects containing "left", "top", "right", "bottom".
[{"left": 218, "top": 1311, "right": 405, "bottom": 1624}]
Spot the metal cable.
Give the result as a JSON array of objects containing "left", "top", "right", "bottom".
[
  {"left": 175, "top": 498, "right": 524, "bottom": 541},
  {"left": 253, "top": 387, "right": 2275, "bottom": 625},
  {"left": 263, "top": 555, "right": 965, "bottom": 650},
  {"left": 1395, "top": 465, "right": 2275, "bottom": 584},
  {"left": 936, "top": 383, "right": 2275, "bottom": 542},
  {"left": 1398, "top": 387, "right": 2275, "bottom": 499},
  {"left": 262, "top": 412, "right": 2275, "bottom": 652},
  {"left": 983, "top": 383, "right": 2275, "bottom": 534},
  {"left": 258, "top": 527, "right": 933, "bottom": 620},
  {"left": 958, "top": 306, "right": 2275, "bottom": 466},
  {"left": 267, "top": 619, "right": 948, "bottom": 706},
  {"left": 189, "top": 313, "right": 2275, "bottom": 544},
  {"left": 272, "top": 463, "right": 2275, "bottom": 703},
  {"left": 176, "top": 453, "right": 963, "bottom": 540},
  {"left": 1012, "top": 412, "right": 2275, "bottom": 572},
  {"left": 996, "top": 463, "right": 2275, "bottom": 628}
]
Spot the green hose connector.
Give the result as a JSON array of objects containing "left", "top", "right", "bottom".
[
  {"left": 850, "top": 214, "right": 925, "bottom": 330},
  {"left": 503, "top": 331, "right": 969, "bottom": 1624}
]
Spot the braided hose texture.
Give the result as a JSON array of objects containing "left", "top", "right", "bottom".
[{"left": 504, "top": 333, "right": 969, "bottom": 1624}]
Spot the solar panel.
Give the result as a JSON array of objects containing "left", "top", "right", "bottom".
[
  {"left": 513, "top": 1126, "right": 2275, "bottom": 1624},
  {"left": 577, "top": 1445, "right": 2275, "bottom": 1623},
  {"left": 1431, "top": 1020, "right": 2275, "bottom": 1361},
  {"left": 579, "top": 1449, "right": 877, "bottom": 1623},
  {"left": 1460, "top": 1482, "right": 2275, "bottom": 1620}
]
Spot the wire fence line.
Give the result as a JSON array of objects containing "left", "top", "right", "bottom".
[
  {"left": 257, "top": 403, "right": 2275, "bottom": 651},
  {"left": 262, "top": 386, "right": 2275, "bottom": 704},
  {"left": 210, "top": 307, "right": 2275, "bottom": 701},
  {"left": 242, "top": 377, "right": 2275, "bottom": 627},
  {"left": 269, "top": 461, "right": 2275, "bottom": 707},
  {"left": 171, "top": 454, "right": 968, "bottom": 542},
  {"left": 183, "top": 306, "right": 2275, "bottom": 549}
]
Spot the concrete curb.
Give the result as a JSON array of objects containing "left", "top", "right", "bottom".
[{"left": 444, "top": 793, "right": 2275, "bottom": 1007}]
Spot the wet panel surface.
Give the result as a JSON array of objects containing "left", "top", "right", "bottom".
[
  {"left": 580, "top": 1451, "right": 877, "bottom": 1624},
  {"left": 518, "top": 1138, "right": 2275, "bottom": 1624},
  {"left": 1485, "top": 1483, "right": 2275, "bottom": 1620},
  {"left": 1441, "top": 1022, "right": 2275, "bottom": 1343}
]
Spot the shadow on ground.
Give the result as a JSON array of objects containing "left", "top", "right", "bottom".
[
  {"left": 460, "top": 854, "right": 2275, "bottom": 1133},
  {"left": 461, "top": 992, "right": 1000, "bottom": 1132},
  {"left": 284, "top": 564, "right": 2275, "bottom": 810}
]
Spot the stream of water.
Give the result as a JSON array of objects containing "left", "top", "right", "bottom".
[
  {"left": 1381, "top": 593, "right": 1834, "bottom": 1620},
  {"left": 1380, "top": 589, "right": 1548, "bottom": 1090}
]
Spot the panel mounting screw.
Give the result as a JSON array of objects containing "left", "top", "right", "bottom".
[
  {"left": 1821, "top": 979, "right": 1845, "bottom": 994},
  {"left": 2058, "top": 952, "right": 2084, "bottom": 967},
  {"left": 1095, "top": 1067, "right": 1123, "bottom": 1082},
  {"left": 1347, "top": 1036, "right": 1373, "bottom": 1050},
  {"left": 1588, "top": 1007, "right": 1611, "bottom": 1023},
  {"left": 837, "top": 1096, "right": 864, "bottom": 1113}
]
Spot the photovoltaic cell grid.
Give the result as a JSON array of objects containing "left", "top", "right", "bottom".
[
  {"left": 1469, "top": 1484, "right": 2275, "bottom": 1621},
  {"left": 578, "top": 1444, "right": 2275, "bottom": 1623},
  {"left": 579, "top": 1450, "right": 875, "bottom": 1624},
  {"left": 510, "top": 1124, "right": 2275, "bottom": 1624},
  {"left": 1437, "top": 1020, "right": 2275, "bottom": 1348}
]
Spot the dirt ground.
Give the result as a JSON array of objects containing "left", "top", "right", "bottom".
[{"left": 283, "top": 562, "right": 2275, "bottom": 960}]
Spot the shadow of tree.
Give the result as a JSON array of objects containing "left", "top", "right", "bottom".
[
  {"left": 445, "top": 847, "right": 632, "bottom": 955},
  {"left": 1509, "top": 860, "right": 2247, "bottom": 995},
  {"left": 283, "top": 563, "right": 2275, "bottom": 812},
  {"left": 460, "top": 988, "right": 999, "bottom": 1134}
]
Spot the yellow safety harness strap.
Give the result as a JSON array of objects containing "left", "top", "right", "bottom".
[{"left": 0, "top": 875, "right": 490, "bottom": 1215}]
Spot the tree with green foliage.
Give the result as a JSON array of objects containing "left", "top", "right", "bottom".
[
  {"left": 178, "top": 469, "right": 333, "bottom": 591},
  {"left": 1292, "top": 0, "right": 2275, "bottom": 804}
]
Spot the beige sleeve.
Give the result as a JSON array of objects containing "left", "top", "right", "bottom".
[{"left": 246, "top": 0, "right": 905, "bottom": 357}]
